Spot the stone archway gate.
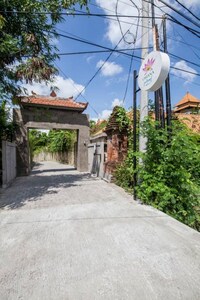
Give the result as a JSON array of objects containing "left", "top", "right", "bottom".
[{"left": 13, "top": 94, "right": 89, "bottom": 176}]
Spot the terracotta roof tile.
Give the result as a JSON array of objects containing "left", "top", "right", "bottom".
[
  {"left": 20, "top": 95, "right": 88, "bottom": 112},
  {"left": 175, "top": 92, "right": 200, "bottom": 108}
]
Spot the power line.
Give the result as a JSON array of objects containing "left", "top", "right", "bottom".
[
  {"left": 115, "top": 0, "right": 141, "bottom": 103},
  {"left": 55, "top": 63, "right": 99, "bottom": 117},
  {"left": 2, "top": 7, "right": 199, "bottom": 38},
  {"left": 171, "top": 66, "right": 200, "bottom": 77},
  {"left": 157, "top": 0, "right": 200, "bottom": 29},
  {"left": 58, "top": 48, "right": 150, "bottom": 56},
  {"left": 74, "top": 28, "right": 133, "bottom": 101},
  {"left": 167, "top": 36, "right": 200, "bottom": 52},
  {"left": 50, "top": 31, "right": 200, "bottom": 83},
  {"left": 115, "top": 0, "right": 140, "bottom": 45},
  {"left": 168, "top": 52, "right": 200, "bottom": 69},
  {"left": 161, "top": 0, "right": 199, "bottom": 27},
  {"left": 170, "top": 23, "right": 200, "bottom": 61},
  {"left": 46, "top": 29, "right": 143, "bottom": 60},
  {"left": 174, "top": 0, "right": 200, "bottom": 22},
  {"left": 0, "top": 10, "right": 164, "bottom": 19},
  {"left": 0, "top": 47, "right": 151, "bottom": 59},
  {"left": 170, "top": 72, "right": 200, "bottom": 87},
  {"left": 146, "top": 0, "right": 200, "bottom": 38}
]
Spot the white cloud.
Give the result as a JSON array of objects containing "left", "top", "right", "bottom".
[
  {"left": 96, "top": 0, "right": 141, "bottom": 46},
  {"left": 178, "top": 0, "right": 200, "bottom": 8},
  {"left": 96, "top": 60, "right": 123, "bottom": 77},
  {"left": 98, "top": 98, "right": 123, "bottom": 120},
  {"left": 21, "top": 75, "right": 85, "bottom": 98},
  {"left": 50, "top": 37, "right": 59, "bottom": 46},
  {"left": 99, "top": 109, "right": 112, "bottom": 120},
  {"left": 90, "top": 117, "right": 98, "bottom": 123},
  {"left": 111, "top": 98, "right": 123, "bottom": 108},
  {"left": 95, "top": 0, "right": 172, "bottom": 47},
  {"left": 171, "top": 60, "right": 197, "bottom": 82},
  {"left": 86, "top": 55, "right": 94, "bottom": 63}
]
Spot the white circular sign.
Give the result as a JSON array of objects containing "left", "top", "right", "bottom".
[{"left": 138, "top": 51, "right": 170, "bottom": 92}]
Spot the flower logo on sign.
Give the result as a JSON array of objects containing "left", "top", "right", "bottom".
[
  {"left": 143, "top": 58, "right": 155, "bottom": 73},
  {"left": 142, "top": 57, "right": 155, "bottom": 87}
]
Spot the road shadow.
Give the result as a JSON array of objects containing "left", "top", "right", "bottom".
[
  {"left": 31, "top": 168, "right": 76, "bottom": 174},
  {"left": 0, "top": 171, "right": 94, "bottom": 210}
]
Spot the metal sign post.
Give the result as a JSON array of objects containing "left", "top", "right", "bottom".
[{"left": 133, "top": 70, "right": 140, "bottom": 201}]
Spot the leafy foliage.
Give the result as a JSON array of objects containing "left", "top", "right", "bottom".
[
  {"left": 0, "top": 101, "right": 16, "bottom": 142},
  {"left": 0, "top": 0, "right": 88, "bottom": 99},
  {"left": 115, "top": 118, "right": 200, "bottom": 231},
  {"left": 48, "top": 130, "right": 76, "bottom": 152},
  {"left": 28, "top": 129, "right": 49, "bottom": 158},
  {"left": 115, "top": 106, "right": 130, "bottom": 131},
  {"left": 29, "top": 129, "right": 76, "bottom": 160},
  {"left": 90, "top": 120, "right": 107, "bottom": 135}
]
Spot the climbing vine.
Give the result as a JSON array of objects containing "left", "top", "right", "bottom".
[
  {"left": 115, "top": 106, "right": 130, "bottom": 131},
  {"left": 115, "top": 117, "right": 200, "bottom": 231},
  {"left": 0, "top": 100, "right": 16, "bottom": 142},
  {"left": 29, "top": 129, "right": 76, "bottom": 159}
]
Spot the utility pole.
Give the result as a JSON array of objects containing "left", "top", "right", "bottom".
[
  {"left": 163, "top": 15, "right": 172, "bottom": 133},
  {"left": 139, "top": 0, "right": 149, "bottom": 153},
  {"left": 151, "top": 0, "right": 165, "bottom": 128}
]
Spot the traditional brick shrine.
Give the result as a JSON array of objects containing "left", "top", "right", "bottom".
[{"left": 104, "top": 106, "right": 129, "bottom": 181}]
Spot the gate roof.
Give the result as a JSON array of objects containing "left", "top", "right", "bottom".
[{"left": 20, "top": 94, "right": 88, "bottom": 112}]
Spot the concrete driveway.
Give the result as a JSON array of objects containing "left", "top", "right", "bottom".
[{"left": 0, "top": 161, "right": 200, "bottom": 300}]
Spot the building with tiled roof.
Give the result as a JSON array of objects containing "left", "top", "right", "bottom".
[
  {"left": 20, "top": 91, "right": 88, "bottom": 112},
  {"left": 174, "top": 92, "right": 200, "bottom": 113}
]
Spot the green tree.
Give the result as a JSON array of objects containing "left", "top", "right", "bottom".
[
  {"left": 0, "top": 100, "right": 16, "bottom": 141},
  {"left": 48, "top": 130, "right": 76, "bottom": 152},
  {"left": 0, "top": 0, "right": 88, "bottom": 100},
  {"left": 89, "top": 120, "right": 96, "bottom": 129}
]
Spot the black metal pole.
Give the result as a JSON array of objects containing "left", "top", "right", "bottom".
[
  {"left": 159, "top": 87, "right": 165, "bottom": 128},
  {"left": 133, "top": 70, "right": 137, "bottom": 200},
  {"left": 163, "top": 16, "right": 172, "bottom": 134}
]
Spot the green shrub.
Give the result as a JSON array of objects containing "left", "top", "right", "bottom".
[{"left": 115, "top": 118, "right": 200, "bottom": 231}]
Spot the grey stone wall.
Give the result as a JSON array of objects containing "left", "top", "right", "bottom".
[{"left": 13, "top": 106, "right": 89, "bottom": 175}]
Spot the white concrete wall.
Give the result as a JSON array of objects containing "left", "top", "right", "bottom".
[{"left": 2, "top": 141, "right": 16, "bottom": 188}]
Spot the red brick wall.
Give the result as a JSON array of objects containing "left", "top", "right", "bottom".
[{"left": 104, "top": 131, "right": 128, "bottom": 178}]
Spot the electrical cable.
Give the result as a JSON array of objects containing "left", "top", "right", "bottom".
[
  {"left": 45, "top": 30, "right": 142, "bottom": 59},
  {"left": 174, "top": 0, "right": 200, "bottom": 22},
  {"left": 57, "top": 48, "right": 150, "bottom": 56},
  {"left": 167, "top": 35, "right": 200, "bottom": 52},
  {"left": 55, "top": 63, "right": 100, "bottom": 117},
  {"left": 0, "top": 10, "right": 164, "bottom": 19},
  {"left": 170, "top": 72, "right": 200, "bottom": 87},
  {"left": 168, "top": 52, "right": 200, "bottom": 69},
  {"left": 115, "top": 0, "right": 140, "bottom": 45},
  {"left": 171, "top": 66, "right": 199, "bottom": 77},
  {"left": 144, "top": 0, "right": 200, "bottom": 38},
  {"left": 74, "top": 28, "right": 132, "bottom": 101},
  {"left": 120, "top": 0, "right": 141, "bottom": 103},
  {"left": 157, "top": 0, "right": 200, "bottom": 29},
  {"left": 170, "top": 23, "right": 200, "bottom": 61}
]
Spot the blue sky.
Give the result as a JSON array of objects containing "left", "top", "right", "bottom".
[{"left": 23, "top": 0, "right": 200, "bottom": 120}]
